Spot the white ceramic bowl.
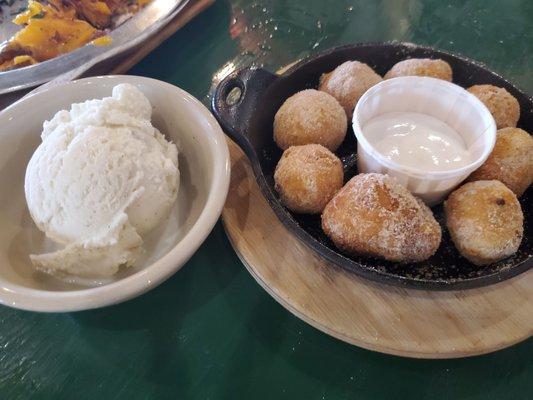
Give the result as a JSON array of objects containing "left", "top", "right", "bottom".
[
  {"left": 0, "top": 76, "right": 230, "bottom": 312},
  {"left": 353, "top": 76, "right": 496, "bottom": 205}
]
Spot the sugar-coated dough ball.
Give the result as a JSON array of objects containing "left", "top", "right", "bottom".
[
  {"left": 322, "top": 173, "right": 441, "bottom": 262},
  {"left": 274, "top": 144, "right": 344, "bottom": 214},
  {"left": 318, "top": 61, "right": 382, "bottom": 118},
  {"left": 274, "top": 144, "right": 343, "bottom": 214},
  {"left": 384, "top": 58, "right": 453, "bottom": 81},
  {"left": 469, "top": 128, "right": 533, "bottom": 196},
  {"left": 274, "top": 89, "right": 347, "bottom": 151},
  {"left": 467, "top": 84, "right": 520, "bottom": 129},
  {"left": 445, "top": 180, "right": 523, "bottom": 266}
]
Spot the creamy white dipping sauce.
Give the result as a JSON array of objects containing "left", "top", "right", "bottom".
[{"left": 363, "top": 112, "right": 472, "bottom": 172}]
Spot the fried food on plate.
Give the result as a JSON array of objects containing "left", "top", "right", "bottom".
[
  {"left": 467, "top": 84, "right": 520, "bottom": 129},
  {"left": 318, "top": 60, "right": 382, "bottom": 118},
  {"left": 469, "top": 127, "right": 533, "bottom": 196},
  {"left": 274, "top": 144, "right": 343, "bottom": 214},
  {"left": 445, "top": 180, "right": 523, "bottom": 266},
  {"left": 384, "top": 58, "right": 453, "bottom": 81},
  {"left": 274, "top": 89, "right": 347, "bottom": 151},
  {"left": 0, "top": 0, "right": 150, "bottom": 71},
  {"left": 322, "top": 173, "right": 441, "bottom": 262}
]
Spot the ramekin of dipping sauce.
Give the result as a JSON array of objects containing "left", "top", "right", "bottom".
[{"left": 353, "top": 76, "right": 496, "bottom": 205}]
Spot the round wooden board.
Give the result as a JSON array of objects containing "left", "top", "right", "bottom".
[{"left": 222, "top": 140, "right": 533, "bottom": 359}]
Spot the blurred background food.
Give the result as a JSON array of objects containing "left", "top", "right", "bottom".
[{"left": 0, "top": 0, "right": 151, "bottom": 70}]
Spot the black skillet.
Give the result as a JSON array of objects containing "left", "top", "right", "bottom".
[{"left": 211, "top": 42, "right": 532, "bottom": 290}]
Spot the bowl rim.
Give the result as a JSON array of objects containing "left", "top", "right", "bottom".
[
  {"left": 0, "top": 75, "right": 231, "bottom": 312},
  {"left": 352, "top": 76, "right": 497, "bottom": 179}
]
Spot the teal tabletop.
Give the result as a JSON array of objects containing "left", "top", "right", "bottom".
[{"left": 1, "top": 1, "right": 532, "bottom": 399}]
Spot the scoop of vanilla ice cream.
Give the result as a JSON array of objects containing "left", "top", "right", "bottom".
[{"left": 25, "top": 84, "right": 179, "bottom": 278}]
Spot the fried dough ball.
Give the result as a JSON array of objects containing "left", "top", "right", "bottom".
[
  {"left": 445, "top": 180, "right": 523, "bottom": 266},
  {"left": 273, "top": 89, "right": 347, "bottom": 151},
  {"left": 469, "top": 128, "right": 533, "bottom": 196},
  {"left": 318, "top": 61, "right": 382, "bottom": 118},
  {"left": 467, "top": 84, "right": 520, "bottom": 129},
  {"left": 274, "top": 144, "right": 344, "bottom": 214},
  {"left": 321, "top": 173, "right": 441, "bottom": 262},
  {"left": 384, "top": 58, "right": 453, "bottom": 81}
]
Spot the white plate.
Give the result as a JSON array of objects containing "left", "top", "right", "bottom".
[{"left": 0, "top": 75, "right": 230, "bottom": 312}]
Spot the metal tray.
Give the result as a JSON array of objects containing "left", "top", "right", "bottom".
[
  {"left": 212, "top": 42, "right": 532, "bottom": 290},
  {"left": 0, "top": 0, "right": 187, "bottom": 94}
]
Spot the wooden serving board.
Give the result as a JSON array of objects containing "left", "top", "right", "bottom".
[{"left": 222, "top": 140, "right": 533, "bottom": 359}]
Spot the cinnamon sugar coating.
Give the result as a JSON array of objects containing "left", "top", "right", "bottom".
[
  {"left": 274, "top": 89, "right": 347, "bottom": 151},
  {"left": 322, "top": 173, "right": 441, "bottom": 262},
  {"left": 274, "top": 144, "right": 344, "bottom": 214},
  {"left": 445, "top": 180, "right": 523, "bottom": 266}
]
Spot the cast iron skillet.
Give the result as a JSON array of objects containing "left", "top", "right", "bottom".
[{"left": 211, "top": 42, "right": 532, "bottom": 290}]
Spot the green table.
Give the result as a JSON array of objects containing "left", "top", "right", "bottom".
[{"left": 1, "top": 1, "right": 531, "bottom": 398}]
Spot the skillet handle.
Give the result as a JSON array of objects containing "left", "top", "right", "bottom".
[{"left": 211, "top": 67, "right": 277, "bottom": 157}]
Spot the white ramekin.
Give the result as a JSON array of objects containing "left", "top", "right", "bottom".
[
  {"left": 0, "top": 76, "right": 230, "bottom": 312},
  {"left": 352, "top": 76, "right": 497, "bottom": 205}
]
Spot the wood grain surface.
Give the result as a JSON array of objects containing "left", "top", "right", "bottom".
[{"left": 222, "top": 140, "right": 533, "bottom": 359}]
